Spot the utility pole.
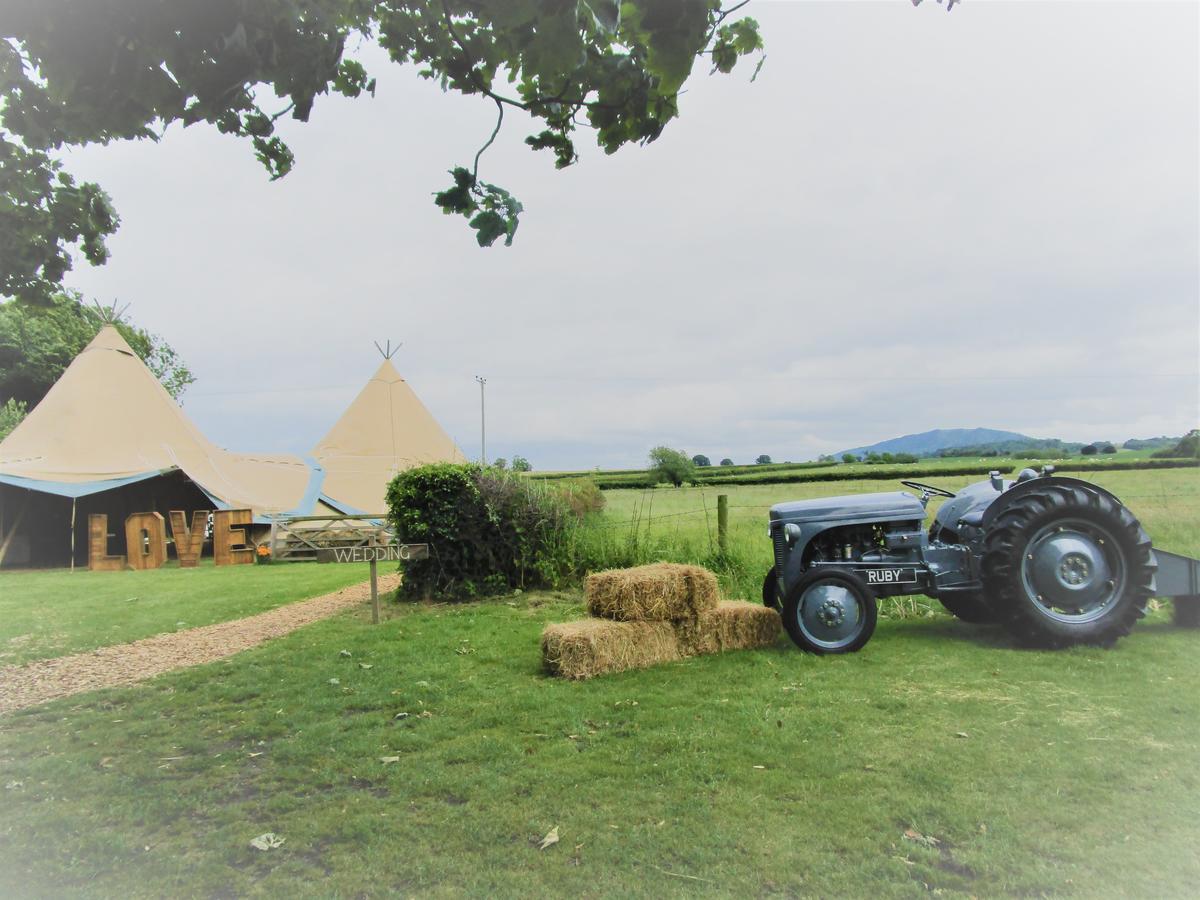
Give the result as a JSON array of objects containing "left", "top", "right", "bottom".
[{"left": 475, "top": 375, "right": 487, "bottom": 463}]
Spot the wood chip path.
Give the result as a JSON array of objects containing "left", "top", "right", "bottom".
[{"left": 0, "top": 574, "right": 401, "bottom": 715}]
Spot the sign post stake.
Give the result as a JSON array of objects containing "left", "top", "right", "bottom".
[{"left": 369, "top": 531, "right": 380, "bottom": 625}]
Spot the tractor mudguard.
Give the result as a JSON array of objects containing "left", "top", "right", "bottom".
[{"left": 979, "top": 475, "right": 1126, "bottom": 531}]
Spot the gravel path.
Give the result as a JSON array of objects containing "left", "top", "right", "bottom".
[{"left": 0, "top": 573, "right": 402, "bottom": 715}]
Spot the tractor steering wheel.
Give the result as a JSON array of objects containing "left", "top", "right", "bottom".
[{"left": 901, "top": 480, "right": 957, "bottom": 500}]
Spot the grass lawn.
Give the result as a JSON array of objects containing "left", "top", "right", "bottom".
[
  {"left": 1, "top": 467, "right": 1198, "bottom": 896},
  {"left": 1, "top": 592, "right": 1198, "bottom": 897},
  {"left": 0, "top": 560, "right": 375, "bottom": 666}
]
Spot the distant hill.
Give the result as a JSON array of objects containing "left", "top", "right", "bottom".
[{"left": 839, "top": 428, "right": 1035, "bottom": 458}]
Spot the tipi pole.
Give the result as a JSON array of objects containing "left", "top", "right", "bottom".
[{"left": 70, "top": 498, "right": 77, "bottom": 572}]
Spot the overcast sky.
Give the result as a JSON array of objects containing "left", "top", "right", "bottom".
[{"left": 61, "top": 0, "right": 1199, "bottom": 470}]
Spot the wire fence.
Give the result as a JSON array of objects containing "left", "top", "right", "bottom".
[{"left": 591, "top": 492, "right": 1200, "bottom": 531}]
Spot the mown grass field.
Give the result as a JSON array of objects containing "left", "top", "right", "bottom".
[
  {"left": 2, "top": 592, "right": 1198, "bottom": 897},
  {"left": 0, "top": 560, "right": 374, "bottom": 666},
  {"left": 0, "top": 467, "right": 1198, "bottom": 897}
]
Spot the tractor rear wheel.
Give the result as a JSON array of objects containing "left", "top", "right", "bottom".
[
  {"left": 782, "top": 567, "right": 877, "bottom": 654},
  {"left": 981, "top": 483, "right": 1154, "bottom": 647}
]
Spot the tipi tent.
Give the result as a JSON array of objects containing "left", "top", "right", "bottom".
[
  {"left": 0, "top": 326, "right": 325, "bottom": 566},
  {"left": 313, "top": 359, "right": 466, "bottom": 513}
]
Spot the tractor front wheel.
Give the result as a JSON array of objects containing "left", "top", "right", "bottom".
[
  {"left": 981, "top": 483, "right": 1154, "bottom": 647},
  {"left": 782, "top": 568, "right": 877, "bottom": 654}
]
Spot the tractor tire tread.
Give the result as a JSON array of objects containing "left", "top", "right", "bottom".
[{"left": 981, "top": 483, "right": 1154, "bottom": 648}]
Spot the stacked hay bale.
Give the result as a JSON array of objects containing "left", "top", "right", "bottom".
[{"left": 542, "top": 562, "right": 780, "bottom": 679}]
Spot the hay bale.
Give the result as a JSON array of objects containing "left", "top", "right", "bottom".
[
  {"left": 585, "top": 563, "right": 720, "bottom": 622},
  {"left": 541, "top": 619, "right": 681, "bottom": 680},
  {"left": 675, "top": 601, "right": 781, "bottom": 656}
]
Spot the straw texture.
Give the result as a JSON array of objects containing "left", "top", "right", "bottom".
[
  {"left": 585, "top": 563, "right": 719, "bottom": 622},
  {"left": 541, "top": 619, "right": 681, "bottom": 680}
]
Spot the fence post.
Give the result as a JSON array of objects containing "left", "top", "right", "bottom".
[{"left": 717, "top": 494, "right": 728, "bottom": 556}]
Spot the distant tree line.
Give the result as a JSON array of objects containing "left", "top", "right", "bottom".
[
  {"left": 1152, "top": 430, "right": 1199, "bottom": 460},
  {"left": 840, "top": 451, "right": 919, "bottom": 465},
  {"left": 649, "top": 448, "right": 780, "bottom": 486}
]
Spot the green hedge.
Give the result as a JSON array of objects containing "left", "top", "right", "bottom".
[
  {"left": 531, "top": 460, "right": 837, "bottom": 482},
  {"left": 386, "top": 463, "right": 576, "bottom": 600},
  {"left": 1046, "top": 458, "right": 1200, "bottom": 474},
  {"left": 589, "top": 458, "right": 1199, "bottom": 490}
]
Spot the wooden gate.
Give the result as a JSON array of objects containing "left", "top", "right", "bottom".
[{"left": 267, "top": 514, "right": 393, "bottom": 562}]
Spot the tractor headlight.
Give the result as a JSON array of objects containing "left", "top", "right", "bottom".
[{"left": 784, "top": 523, "right": 802, "bottom": 544}]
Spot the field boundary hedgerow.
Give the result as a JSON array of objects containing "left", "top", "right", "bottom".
[{"left": 535, "top": 457, "right": 1199, "bottom": 491}]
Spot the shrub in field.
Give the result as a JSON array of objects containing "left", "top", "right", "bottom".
[
  {"left": 556, "top": 478, "right": 606, "bottom": 518},
  {"left": 756, "top": 454, "right": 772, "bottom": 465},
  {"left": 1152, "top": 430, "right": 1199, "bottom": 459},
  {"left": 720, "top": 458, "right": 734, "bottom": 466},
  {"left": 649, "top": 446, "right": 696, "bottom": 487},
  {"left": 386, "top": 463, "right": 574, "bottom": 600},
  {"left": 692, "top": 454, "right": 711, "bottom": 467},
  {"left": 511, "top": 455, "right": 532, "bottom": 472}
]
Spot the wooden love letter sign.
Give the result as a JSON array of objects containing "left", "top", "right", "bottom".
[
  {"left": 125, "top": 512, "right": 167, "bottom": 570},
  {"left": 168, "top": 510, "right": 207, "bottom": 568},
  {"left": 213, "top": 509, "right": 254, "bottom": 566},
  {"left": 88, "top": 514, "right": 126, "bottom": 571}
]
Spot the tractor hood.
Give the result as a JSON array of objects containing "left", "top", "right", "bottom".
[{"left": 769, "top": 491, "right": 926, "bottom": 526}]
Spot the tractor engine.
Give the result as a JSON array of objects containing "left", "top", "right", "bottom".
[{"left": 768, "top": 491, "right": 975, "bottom": 600}]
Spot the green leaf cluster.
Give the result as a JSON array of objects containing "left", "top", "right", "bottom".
[
  {"left": 1, "top": 0, "right": 764, "bottom": 300},
  {"left": 648, "top": 445, "right": 696, "bottom": 487},
  {"left": 0, "top": 293, "right": 195, "bottom": 407},
  {"left": 385, "top": 462, "right": 576, "bottom": 600},
  {"left": 0, "top": 397, "right": 26, "bottom": 441},
  {"left": 434, "top": 166, "right": 524, "bottom": 247}
]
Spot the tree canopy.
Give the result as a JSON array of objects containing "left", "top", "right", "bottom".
[
  {"left": 0, "top": 0, "right": 770, "bottom": 305},
  {"left": 0, "top": 293, "right": 194, "bottom": 408},
  {"left": 649, "top": 445, "right": 695, "bottom": 487}
]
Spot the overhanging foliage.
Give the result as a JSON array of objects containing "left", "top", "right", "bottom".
[{"left": 0, "top": 1, "right": 766, "bottom": 302}]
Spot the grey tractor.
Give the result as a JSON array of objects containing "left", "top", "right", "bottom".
[{"left": 764, "top": 468, "right": 1200, "bottom": 653}]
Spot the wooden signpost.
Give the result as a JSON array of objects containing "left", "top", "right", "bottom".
[{"left": 317, "top": 540, "right": 428, "bottom": 624}]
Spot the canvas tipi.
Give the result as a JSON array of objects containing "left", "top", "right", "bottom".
[
  {"left": 0, "top": 326, "right": 324, "bottom": 566},
  {"left": 313, "top": 359, "right": 466, "bottom": 513}
]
